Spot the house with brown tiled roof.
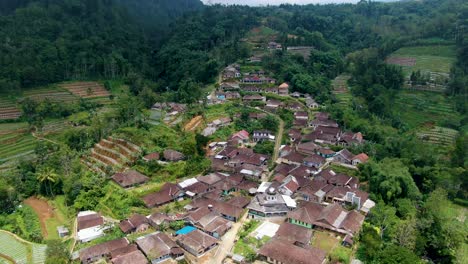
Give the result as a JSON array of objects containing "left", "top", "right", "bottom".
[
  {"left": 334, "top": 149, "right": 354, "bottom": 164},
  {"left": 339, "top": 131, "right": 364, "bottom": 146},
  {"left": 184, "top": 181, "right": 210, "bottom": 198},
  {"left": 243, "top": 94, "right": 266, "bottom": 102},
  {"left": 317, "top": 148, "right": 336, "bottom": 158},
  {"left": 293, "top": 118, "right": 308, "bottom": 128},
  {"left": 119, "top": 214, "right": 150, "bottom": 234},
  {"left": 274, "top": 222, "right": 313, "bottom": 248},
  {"left": 111, "top": 249, "right": 148, "bottom": 264},
  {"left": 303, "top": 154, "right": 326, "bottom": 169},
  {"left": 296, "top": 179, "right": 329, "bottom": 203},
  {"left": 279, "top": 176, "right": 300, "bottom": 196},
  {"left": 280, "top": 151, "right": 306, "bottom": 166},
  {"left": 288, "top": 165, "right": 314, "bottom": 179},
  {"left": 226, "top": 196, "right": 251, "bottom": 208},
  {"left": 195, "top": 212, "right": 232, "bottom": 238},
  {"left": 111, "top": 170, "right": 150, "bottom": 189},
  {"left": 266, "top": 99, "right": 283, "bottom": 109},
  {"left": 287, "top": 102, "right": 304, "bottom": 112},
  {"left": 296, "top": 141, "right": 320, "bottom": 156},
  {"left": 80, "top": 238, "right": 130, "bottom": 264},
  {"left": 142, "top": 152, "right": 160, "bottom": 162},
  {"left": 147, "top": 213, "right": 171, "bottom": 227},
  {"left": 197, "top": 173, "right": 224, "bottom": 189},
  {"left": 163, "top": 149, "right": 185, "bottom": 162},
  {"left": 176, "top": 229, "right": 219, "bottom": 257},
  {"left": 136, "top": 232, "right": 183, "bottom": 263},
  {"left": 288, "top": 129, "right": 302, "bottom": 143},
  {"left": 288, "top": 202, "right": 366, "bottom": 242},
  {"left": 141, "top": 182, "right": 184, "bottom": 208},
  {"left": 258, "top": 238, "right": 326, "bottom": 264},
  {"left": 190, "top": 197, "right": 244, "bottom": 222},
  {"left": 77, "top": 211, "right": 106, "bottom": 243},
  {"left": 310, "top": 118, "right": 339, "bottom": 129},
  {"left": 294, "top": 111, "right": 308, "bottom": 120}
]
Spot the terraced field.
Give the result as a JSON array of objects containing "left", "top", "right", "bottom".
[
  {"left": 0, "top": 230, "right": 47, "bottom": 264},
  {"left": 417, "top": 126, "right": 459, "bottom": 146},
  {"left": 0, "top": 123, "right": 37, "bottom": 164},
  {"left": 394, "top": 91, "right": 461, "bottom": 129},
  {"left": 332, "top": 74, "right": 352, "bottom": 107},
  {"left": 22, "top": 86, "right": 78, "bottom": 103},
  {"left": 60, "top": 81, "right": 110, "bottom": 99},
  {"left": 39, "top": 119, "right": 70, "bottom": 135},
  {"left": 0, "top": 97, "right": 21, "bottom": 120},
  {"left": 82, "top": 137, "right": 142, "bottom": 175},
  {"left": 386, "top": 45, "right": 456, "bottom": 76}
]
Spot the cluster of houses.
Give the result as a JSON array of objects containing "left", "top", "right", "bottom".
[{"left": 208, "top": 130, "right": 272, "bottom": 180}]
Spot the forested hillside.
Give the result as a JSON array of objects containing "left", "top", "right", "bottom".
[{"left": 0, "top": 0, "right": 202, "bottom": 90}]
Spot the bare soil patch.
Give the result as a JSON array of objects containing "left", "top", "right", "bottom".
[
  {"left": 386, "top": 57, "right": 416, "bottom": 67},
  {"left": 24, "top": 197, "right": 54, "bottom": 237},
  {"left": 184, "top": 115, "right": 203, "bottom": 131}
]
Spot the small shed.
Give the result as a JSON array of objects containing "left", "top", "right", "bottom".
[{"left": 57, "top": 226, "right": 69, "bottom": 238}]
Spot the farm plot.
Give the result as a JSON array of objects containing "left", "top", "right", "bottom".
[
  {"left": 332, "top": 75, "right": 352, "bottom": 107},
  {"left": 0, "top": 230, "right": 47, "bottom": 264},
  {"left": 22, "top": 87, "right": 78, "bottom": 103},
  {"left": 417, "top": 126, "right": 459, "bottom": 146},
  {"left": 60, "top": 81, "right": 110, "bottom": 99},
  {"left": 394, "top": 91, "right": 461, "bottom": 129},
  {"left": 386, "top": 45, "right": 456, "bottom": 77},
  {"left": 0, "top": 134, "right": 37, "bottom": 163},
  {"left": 0, "top": 97, "right": 21, "bottom": 120},
  {"left": 82, "top": 137, "right": 142, "bottom": 174},
  {"left": 39, "top": 119, "right": 70, "bottom": 135}
]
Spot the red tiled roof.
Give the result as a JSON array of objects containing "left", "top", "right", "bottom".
[
  {"left": 353, "top": 153, "right": 369, "bottom": 163},
  {"left": 143, "top": 152, "right": 160, "bottom": 161}
]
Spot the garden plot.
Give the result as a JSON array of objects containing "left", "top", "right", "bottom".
[
  {"left": 0, "top": 131, "right": 37, "bottom": 163},
  {"left": 0, "top": 98, "right": 21, "bottom": 120},
  {"left": 82, "top": 137, "right": 142, "bottom": 174},
  {"left": 23, "top": 87, "right": 78, "bottom": 103},
  {"left": 394, "top": 91, "right": 461, "bottom": 129},
  {"left": 386, "top": 45, "right": 456, "bottom": 77},
  {"left": 332, "top": 75, "right": 352, "bottom": 107},
  {"left": 60, "top": 82, "right": 110, "bottom": 99},
  {"left": 0, "top": 231, "right": 47, "bottom": 264},
  {"left": 417, "top": 126, "right": 459, "bottom": 146}
]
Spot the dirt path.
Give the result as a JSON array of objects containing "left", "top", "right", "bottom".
[
  {"left": 0, "top": 253, "right": 15, "bottom": 264},
  {"left": 272, "top": 118, "right": 284, "bottom": 164},
  {"left": 24, "top": 197, "right": 54, "bottom": 238},
  {"left": 210, "top": 212, "right": 249, "bottom": 264}
]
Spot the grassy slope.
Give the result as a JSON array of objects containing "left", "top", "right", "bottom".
[{"left": 387, "top": 45, "right": 456, "bottom": 76}]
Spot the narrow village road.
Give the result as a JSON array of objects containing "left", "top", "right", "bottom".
[
  {"left": 271, "top": 118, "right": 284, "bottom": 164},
  {"left": 209, "top": 212, "right": 249, "bottom": 264}
]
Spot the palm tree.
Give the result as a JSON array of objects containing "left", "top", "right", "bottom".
[{"left": 36, "top": 167, "right": 59, "bottom": 197}]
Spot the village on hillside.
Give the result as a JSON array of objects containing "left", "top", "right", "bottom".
[{"left": 69, "top": 52, "right": 375, "bottom": 264}]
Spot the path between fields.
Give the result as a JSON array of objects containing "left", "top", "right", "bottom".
[
  {"left": 210, "top": 212, "right": 249, "bottom": 264},
  {"left": 31, "top": 130, "right": 59, "bottom": 145},
  {"left": 0, "top": 253, "right": 15, "bottom": 264},
  {"left": 24, "top": 197, "right": 55, "bottom": 238}
]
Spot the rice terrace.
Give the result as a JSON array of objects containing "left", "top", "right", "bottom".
[{"left": 0, "top": 231, "right": 47, "bottom": 264}]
